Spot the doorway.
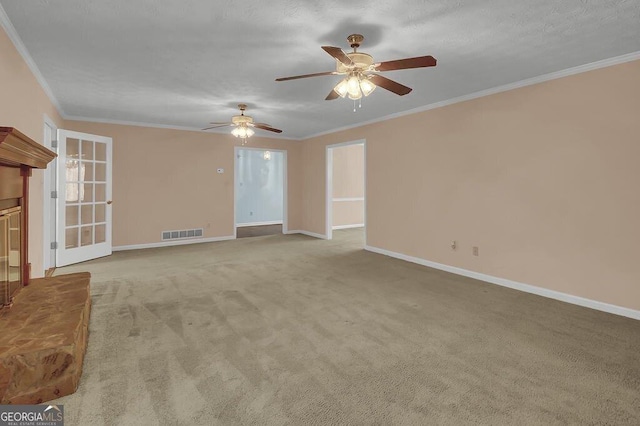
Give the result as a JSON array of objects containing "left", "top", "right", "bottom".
[
  {"left": 326, "top": 140, "right": 366, "bottom": 243},
  {"left": 234, "top": 147, "right": 287, "bottom": 238}
]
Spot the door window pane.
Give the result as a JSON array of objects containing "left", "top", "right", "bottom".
[
  {"left": 95, "top": 224, "right": 106, "bottom": 244},
  {"left": 81, "top": 140, "right": 94, "bottom": 160},
  {"left": 81, "top": 184, "right": 94, "bottom": 202},
  {"left": 81, "top": 226, "right": 93, "bottom": 246},
  {"left": 66, "top": 183, "right": 79, "bottom": 203},
  {"left": 95, "top": 204, "right": 106, "bottom": 223},
  {"left": 66, "top": 205, "right": 79, "bottom": 226},
  {"left": 81, "top": 205, "right": 93, "bottom": 225},
  {"left": 95, "top": 143, "right": 106, "bottom": 161},
  {"left": 65, "top": 227, "right": 79, "bottom": 248},
  {"left": 95, "top": 163, "right": 106, "bottom": 182},
  {"left": 95, "top": 184, "right": 106, "bottom": 202},
  {"left": 82, "top": 162, "right": 94, "bottom": 181},
  {"left": 67, "top": 138, "right": 80, "bottom": 159}
]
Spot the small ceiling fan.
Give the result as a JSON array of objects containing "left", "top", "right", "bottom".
[
  {"left": 202, "top": 104, "right": 282, "bottom": 143},
  {"left": 276, "top": 34, "right": 437, "bottom": 101}
]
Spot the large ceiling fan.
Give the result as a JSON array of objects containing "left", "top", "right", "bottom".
[
  {"left": 202, "top": 104, "right": 282, "bottom": 144},
  {"left": 276, "top": 34, "right": 437, "bottom": 102}
]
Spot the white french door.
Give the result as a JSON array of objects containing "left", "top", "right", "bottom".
[{"left": 56, "top": 130, "right": 112, "bottom": 266}]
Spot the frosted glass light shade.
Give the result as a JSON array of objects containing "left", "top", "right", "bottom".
[
  {"left": 231, "top": 125, "right": 254, "bottom": 139},
  {"left": 334, "top": 79, "right": 349, "bottom": 97},
  {"left": 360, "top": 77, "right": 376, "bottom": 96},
  {"left": 347, "top": 75, "right": 362, "bottom": 100}
]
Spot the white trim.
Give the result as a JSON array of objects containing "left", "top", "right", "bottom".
[
  {"left": 42, "top": 115, "right": 57, "bottom": 272},
  {"left": 326, "top": 140, "right": 367, "bottom": 241},
  {"left": 303, "top": 51, "right": 640, "bottom": 140},
  {"left": 65, "top": 115, "right": 298, "bottom": 140},
  {"left": 333, "top": 197, "right": 364, "bottom": 202},
  {"left": 114, "top": 235, "right": 235, "bottom": 251},
  {"left": 284, "top": 230, "right": 327, "bottom": 240},
  {"left": 364, "top": 244, "right": 640, "bottom": 321},
  {"left": 0, "top": 5, "right": 64, "bottom": 115},
  {"left": 333, "top": 224, "right": 364, "bottom": 230},
  {"left": 236, "top": 221, "right": 283, "bottom": 227}
]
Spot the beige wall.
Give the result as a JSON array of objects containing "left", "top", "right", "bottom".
[
  {"left": 302, "top": 60, "right": 640, "bottom": 311},
  {"left": 65, "top": 121, "right": 301, "bottom": 247},
  {"left": 0, "top": 25, "right": 64, "bottom": 278},
  {"left": 332, "top": 144, "right": 364, "bottom": 227},
  {"left": 3, "top": 19, "right": 639, "bottom": 313}
]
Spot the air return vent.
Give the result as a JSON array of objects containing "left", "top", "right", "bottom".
[{"left": 161, "top": 228, "right": 204, "bottom": 241}]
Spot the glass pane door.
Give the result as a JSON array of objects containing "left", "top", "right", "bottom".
[{"left": 57, "top": 130, "right": 112, "bottom": 266}]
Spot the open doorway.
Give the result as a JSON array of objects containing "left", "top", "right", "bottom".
[
  {"left": 326, "top": 140, "right": 366, "bottom": 244},
  {"left": 234, "top": 147, "right": 287, "bottom": 238}
]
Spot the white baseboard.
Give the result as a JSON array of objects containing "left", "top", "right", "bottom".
[
  {"left": 365, "top": 245, "right": 640, "bottom": 321},
  {"left": 236, "top": 221, "right": 283, "bottom": 227},
  {"left": 285, "top": 230, "right": 328, "bottom": 239},
  {"left": 113, "top": 235, "right": 236, "bottom": 251},
  {"left": 333, "top": 224, "right": 365, "bottom": 230}
]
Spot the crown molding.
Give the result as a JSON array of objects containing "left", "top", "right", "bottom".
[
  {"left": 302, "top": 50, "right": 640, "bottom": 140},
  {"left": 64, "top": 115, "right": 299, "bottom": 140},
  {"left": 0, "top": 4, "right": 65, "bottom": 116},
  {"left": 3, "top": 1, "right": 638, "bottom": 142}
]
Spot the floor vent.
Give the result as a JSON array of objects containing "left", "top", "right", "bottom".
[{"left": 161, "top": 228, "right": 204, "bottom": 241}]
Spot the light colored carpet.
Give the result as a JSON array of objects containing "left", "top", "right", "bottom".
[{"left": 54, "top": 229, "right": 640, "bottom": 425}]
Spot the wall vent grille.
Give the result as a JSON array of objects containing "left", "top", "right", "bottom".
[{"left": 161, "top": 228, "right": 204, "bottom": 241}]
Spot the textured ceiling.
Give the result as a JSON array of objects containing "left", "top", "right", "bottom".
[{"left": 1, "top": 0, "right": 639, "bottom": 139}]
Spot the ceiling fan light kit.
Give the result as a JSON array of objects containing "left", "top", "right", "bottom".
[
  {"left": 202, "top": 103, "right": 282, "bottom": 145},
  {"left": 276, "top": 33, "right": 437, "bottom": 108},
  {"left": 333, "top": 73, "right": 377, "bottom": 100}
]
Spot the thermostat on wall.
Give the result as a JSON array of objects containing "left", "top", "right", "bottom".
[{"left": 217, "top": 168, "right": 224, "bottom": 174}]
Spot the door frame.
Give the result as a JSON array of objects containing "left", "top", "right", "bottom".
[
  {"left": 325, "top": 139, "right": 366, "bottom": 241},
  {"left": 42, "top": 114, "right": 57, "bottom": 272},
  {"left": 233, "top": 146, "right": 288, "bottom": 237}
]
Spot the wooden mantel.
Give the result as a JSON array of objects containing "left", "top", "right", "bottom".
[
  {"left": 0, "top": 127, "right": 56, "bottom": 168},
  {"left": 0, "top": 127, "right": 56, "bottom": 297}
]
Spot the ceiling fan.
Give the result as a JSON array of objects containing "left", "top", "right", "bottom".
[
  {"left": 276, "top": 34, "right": 437, "bottom": 102},
  {"left": 202, "top": 104, "right": 282, "bottom": 143}
]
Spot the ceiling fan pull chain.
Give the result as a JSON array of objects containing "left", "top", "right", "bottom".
[
  {"left": 359, "top": 98, "right": 362, "bottom": 109},
  {"left": 353, "top": 99, "right": 357, "bottom": 113}
]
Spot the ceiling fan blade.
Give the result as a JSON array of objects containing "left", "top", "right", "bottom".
[
  {"left": 253, "top": 123, "right": 283, "bottom": 133},
  {"left": 325, "top": 89, "right": 340, "bottom": 100},
  {"left": 208, "top": 121, "right": 231, "bottom": 124},
  {"left": 368, "top": 74, "right": 412, "bottom": 96},
  {"left": 276, "top": 71, "right": 337, "bottom": 81},
  {"left": 376, "top": 55, "right": 437, "bottom": 72},
  {"left": 201, "top": 124, "right": 231, "bottom": 131},
  {"left": 321, "top": 46, "right": 353, "bottom": 66}
]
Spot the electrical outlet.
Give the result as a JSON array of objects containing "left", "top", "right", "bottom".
[
  {"left": 451, "top": 240, "right": 457, "bottom": 250},
  {"left": 473, "top": 246, "right": 479, "bottom": 256}
]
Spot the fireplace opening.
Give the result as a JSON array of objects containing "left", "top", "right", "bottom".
[{"left": 1, "top": 205, "right": 22, "bottom": 307}]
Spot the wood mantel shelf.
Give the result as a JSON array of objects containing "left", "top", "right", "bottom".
[{"left": 0, "top": 127, "right": 56, "bottom": 168}]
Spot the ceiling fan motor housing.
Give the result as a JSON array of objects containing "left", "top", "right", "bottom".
[
  {"left": 336, "top": 52, "right": 375, "bottom": 73},
  {"left": 232, "top": 115, "right": 253, "bottom": 125}
]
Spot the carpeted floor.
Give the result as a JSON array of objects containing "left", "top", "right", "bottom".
[{"left": 54, "top": 229, "right": 640, "bottom": 425}]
